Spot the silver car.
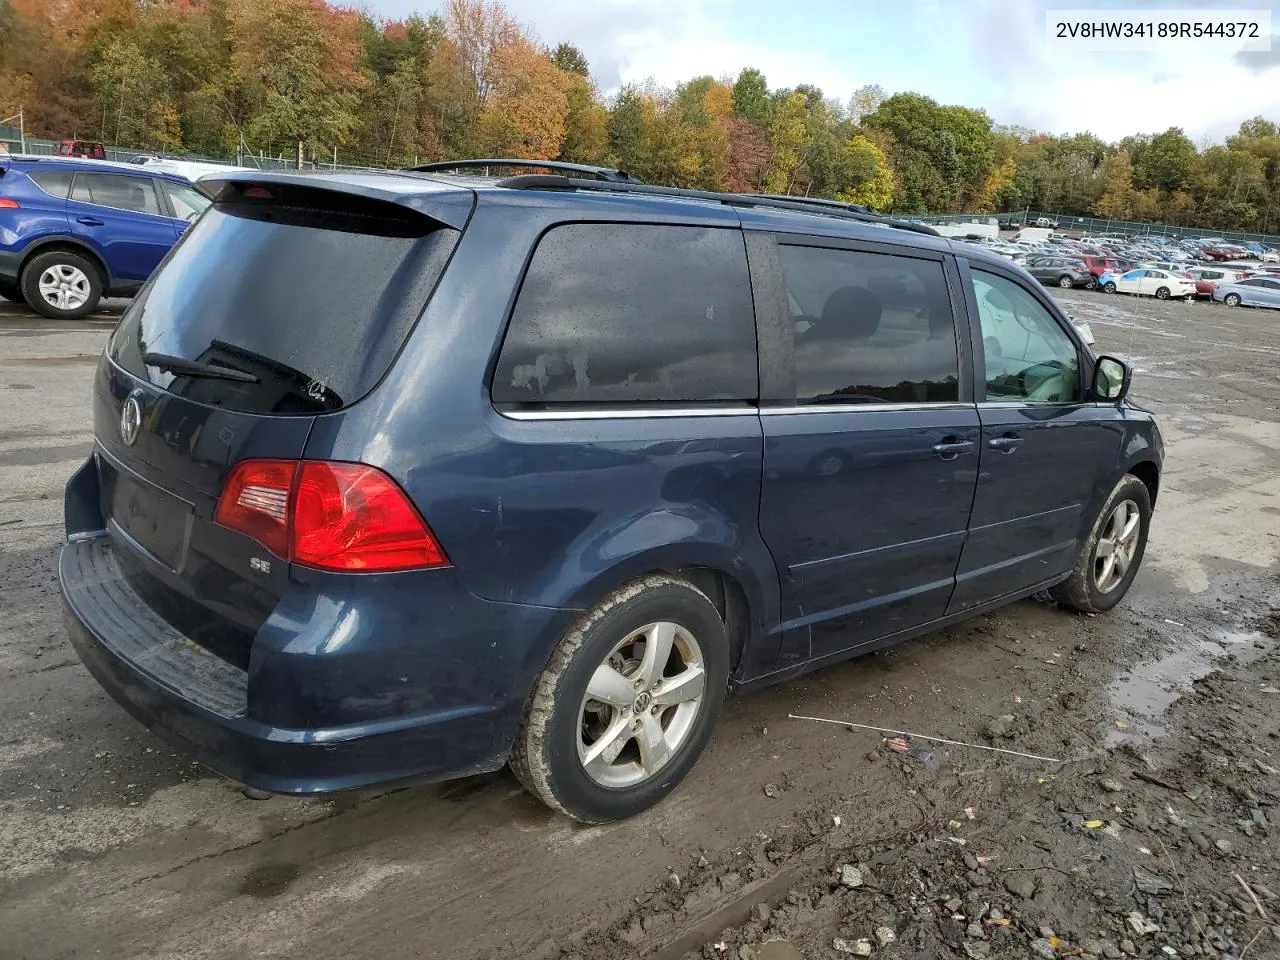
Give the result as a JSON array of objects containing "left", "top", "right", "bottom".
[{"left": 1213, "top": 275, "right": 1280, "bottom": 309}]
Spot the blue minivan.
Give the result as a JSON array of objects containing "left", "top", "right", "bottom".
[
  {"left": 0, "top": 155, "right": 208, "bottom": 318},
  {"left": 60, "top": 162, "right": 1162, "bottom": 822}
]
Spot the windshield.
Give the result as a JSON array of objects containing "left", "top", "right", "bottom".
[{"left": 109, "top": 184, "right": 459, "bottom": 414}]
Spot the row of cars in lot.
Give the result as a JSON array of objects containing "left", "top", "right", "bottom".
[{"left": 958, "top": 230, "right": 1280, "bottom": 309}]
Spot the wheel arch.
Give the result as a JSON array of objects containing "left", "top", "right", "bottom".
[
  {"left": 19, "top": 237, "right": 112, "bottom": 290},
  {"left": 1127, "top": 458, "right": 1160, "bottom": 507}
]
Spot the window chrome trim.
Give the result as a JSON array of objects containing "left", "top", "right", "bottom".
[
  {"left": 496, "top": 406, "right": 758, "bottom": 421},
  {"left": 761, "top": 402, "right": 973, "bottom": 415},
  {"left": 498, "top": 401, "right": 982, "bottom": 420}
]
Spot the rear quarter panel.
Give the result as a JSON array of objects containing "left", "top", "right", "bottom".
[{"left": 0, "top": 169, "right": 70, "bottom": 258}]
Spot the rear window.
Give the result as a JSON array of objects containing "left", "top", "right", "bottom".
[
  {"left": 492, "top": 223, "right": 757, "bottom": 406},
  {"left": 109, "top": 182, "right": 458, "bottom": 414}
]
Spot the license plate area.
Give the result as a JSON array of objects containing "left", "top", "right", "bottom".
[{"left": 98, "top": 452, "right": 193, "bottom": 571}]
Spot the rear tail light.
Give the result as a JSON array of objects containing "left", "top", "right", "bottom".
[
  {"left": 0, "top": 199, "right": 19, "bottom": 209},
  {"left": 215, "top": 459, "right": 447, "bottom": 572}
]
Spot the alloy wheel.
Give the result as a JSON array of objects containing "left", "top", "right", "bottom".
[
  {"left": 577, "top": 621, "right": 706, "bottom": 788},
  {"left": 1094, "top": 499, "right": 1141, "bottom": 594}
]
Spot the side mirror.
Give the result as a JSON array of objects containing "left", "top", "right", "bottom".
[{"left": 1092, "top": 355, "right": 1132, "bottom": 401}]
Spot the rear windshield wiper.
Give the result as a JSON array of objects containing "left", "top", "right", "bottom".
[{"left": 142, "top": 352, "right": 260, "bottom": 384}]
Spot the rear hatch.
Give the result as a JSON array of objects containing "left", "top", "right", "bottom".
[{"left": 95, "top": 176, "right": 469, "bottom": 666}]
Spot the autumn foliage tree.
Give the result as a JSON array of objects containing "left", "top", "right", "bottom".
[{"left": 3, "top": 0, "right": 1280, "bottom": 231}]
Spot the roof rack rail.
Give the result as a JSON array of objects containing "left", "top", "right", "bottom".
[
  {"left": 407, "top": 159, "right": 638, "bottom": 183},
  {"left": 495, "top": 175, "right": 939, "bottom": 237}
]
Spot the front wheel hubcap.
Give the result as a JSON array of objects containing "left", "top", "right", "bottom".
[
  {"left": 578, "top": 621, "right": 705, "bottom": 788},
  {"left": 37, "top": 264, "right": 91, "bottom": 311},
  {"left": 1094, "top": 500, "right": 1141, "bottom": 593}
]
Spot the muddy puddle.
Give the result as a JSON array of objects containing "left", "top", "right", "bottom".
[{"left": 1106, "top": 624, "right": 1273, "bottom": 746}]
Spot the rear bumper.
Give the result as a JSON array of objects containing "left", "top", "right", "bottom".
[{"left": 61, "top": 535, "right": 576, "bottom": 793}]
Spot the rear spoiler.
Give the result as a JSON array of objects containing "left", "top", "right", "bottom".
[{"left": 196, "top": 170, "right": 475, "bottom": 231}]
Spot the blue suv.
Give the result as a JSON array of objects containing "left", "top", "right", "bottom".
[
  {"left": 59, "top": 161, "right": 1162, "bottom": 822},
  {"left": 0, "top": 155, "right": 208, "bottom": 318}
]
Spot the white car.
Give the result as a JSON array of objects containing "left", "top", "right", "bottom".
[{"left": 1105, "top": 268, "right": 1196, "bottom": 300}]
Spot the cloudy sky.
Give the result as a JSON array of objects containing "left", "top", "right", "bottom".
[{"left": 366, "top": 0, "right": 1280, "bottom": 144}]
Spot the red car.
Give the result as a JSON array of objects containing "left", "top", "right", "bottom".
[
  {"left": 1082, "top": 255, "right": 1121, "bottom": 278},
  {"left": 54, "top": 139, "right": 106, "bottom": 160}
]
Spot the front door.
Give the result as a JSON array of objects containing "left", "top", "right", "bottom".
[
  {"left": 67, "top": 172, "right": 178, "bottom": 284},
  {"left": 949, "top": 262, "right": 1111, "bottom": 612},
  {"left": 757, "top": 237, "right": 979, "bottom": 662}
]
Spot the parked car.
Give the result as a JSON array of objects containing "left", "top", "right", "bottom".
[
  {"left": 56, "top": 162, "right": 1161, "bottom": 822},
  {"left": 1213, "top": 275, "right": 1280, "bottom": 309},
  {"left": 55, "top": 139, "right": 106, "bottom": 160},
  {"left": 1104, "top": 268, "right": 1196, "bottom": 299},
  {"left": 1081, "top": 255, "right": 1121, "bottom": 279},
  {"left": 1034, "top": 216, "right": 1058, "bottom": 228},
  {"left": 1026, "top": 255, "right": 1096, "bottom": 288},
  {"left": 0, "top": 155, "right": 211, "bottom": 317},
  {"left": 1185, "top": 267, "right": 1244, "bottom": 297}
]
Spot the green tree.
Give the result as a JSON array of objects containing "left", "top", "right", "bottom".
[
  {"left": 1095, "top": 149, "right": 1136, "bottom": 219},
  {"left": 559, "top": 73, "right": 608, "bottom": 163},
  {"left": 731, "top": 67, "right": 769, "bottom": 129},
  {"left": 835, "top": 134, "right": 893, "bottom": 209},
  {"left": 763, "top": 91, "right": 809, "bottom": 194},
  {"left": 1134, "top": 127, "right": 1196, "bottom": 192},
  {"left": 549, "top": 41, "right": 589, "bottom": 77},
  {"left": 89, "top": 37, "right": 176, "bottom": 149}
]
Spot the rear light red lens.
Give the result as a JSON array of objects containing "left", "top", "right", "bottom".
[
  {"left": 214, "top": 459, "right": 447, "bottom": 572},
  {"left": 0, "top": 199, "right": 19, "bottom": 209},
  {"left": 214, "top": 459, "right": 297, "bottom": 559},
  {"left": 293, "top": 461, "right": 446, "bottom": 571}
]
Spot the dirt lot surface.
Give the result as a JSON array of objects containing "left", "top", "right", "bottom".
[{"left": 1, "top": 290, "right": 1279, "bottom": 960}]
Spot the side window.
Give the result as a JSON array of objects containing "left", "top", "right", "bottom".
[
  {"left": 970, "top": 270, "right": 1080, "bottom": 404},
  {"left": 27, "top": 170, "right": 74, "bottom": 198},
  {"left": 162, "top": 181, "right": 210, "bottom": 221},
  {"left": 492, "top": 224, "right": 757, "bottom": 405},
  {"left": 778, "top": 244, "right": 960, "bottom": 404},
  {"left": 69, "top": 173, "right": 164, "bottom": 216}
]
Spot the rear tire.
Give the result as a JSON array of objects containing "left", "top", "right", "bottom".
[
  {"left": 1155, "top": 286, "right": 1170, "bottom": 300},
  {"left": 20, "top": 249, "right": 102, "bottom": 320},
  {"left": 511, "top": 575, "right": 729, "bottom": 823},
  {"left": 1224, "top": 293, "right": 1241, "bottom": 307},
  {"left": 1058, "top": 275, "right": 1073, "bottom": 288},
  {"left": 1051, "top": 475, "right": 1152, "bottom": 614}
]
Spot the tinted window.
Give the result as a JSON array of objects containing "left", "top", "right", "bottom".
[
  {"left": 492, "top": 224, "right": 757, "bottom": 405},
  {"left": 779, "top": 244, "right": 959, "bottom": 404},
  {"left": 162, "top": 180, "right": 210, "bottom": 221},
  {"left": 27, "top": 170, "right": 73, "bottom": 198},
  {"left": 971, "top": 270, "right": 1079, "bottom": 404},
  {"left": 71, "top": 173, "right": 163, "bottom": 216},
  {"left": 109, "top": 183, "right": 458, "bottom": 414}
]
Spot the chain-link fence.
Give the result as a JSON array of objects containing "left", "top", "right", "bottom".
[{"left": 0, "top": 127, "right": 383, "bottom": 174}]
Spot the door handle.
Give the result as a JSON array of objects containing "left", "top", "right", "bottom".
[
  {"left": 76, "top": 216, "right": 105, "bottom": 226},
  {"left": 988, "top": 434, "right": 1024, "bottom": 454},
  {"left": 932, "top": 438, "right": 975, "bottom": 460}
]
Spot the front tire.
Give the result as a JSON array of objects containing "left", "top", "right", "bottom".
[
  {"left": 21, "top": 250, "right": 102, "bottom": 319},
  {"left": 1058, "top": 275, "right": 1073, "bottom": 288},
  {"left": 1224, "top": 293, "right": 1242, "bottom": 307},
  {"left": 1104, "top": 281, "right": 1117, "bottom": 294},
  {"left": 1155, "top": 286, "right": 1170, "bottom": 300},
  {"left": 511, "top": 575, "right": 729, "bottom": 822},
  {"left": 1051, "top": 475, "right": 1152, "bottom": 614}
]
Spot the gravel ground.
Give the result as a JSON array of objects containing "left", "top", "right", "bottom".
[{"left": 0, "top": 290, "right": 1278, "bottom": 960}]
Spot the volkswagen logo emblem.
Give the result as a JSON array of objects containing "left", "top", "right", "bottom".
[{"left": 120, "top": 395, "right": 142, "bottom": 447}]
